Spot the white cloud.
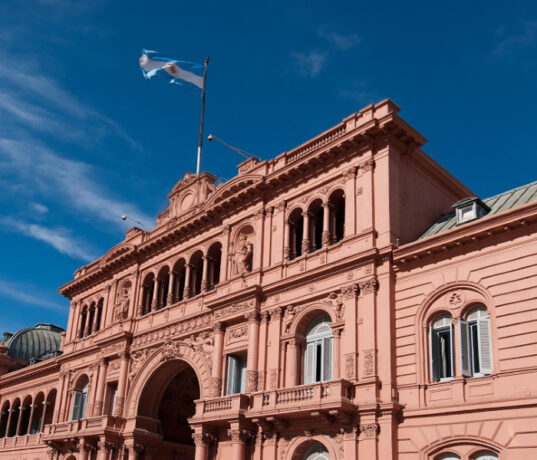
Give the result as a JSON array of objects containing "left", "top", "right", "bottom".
[
  {"left": 29, "top": 202, "right": 49, "bottom": 214},
  {"left": 1, "top": 217, "right": 97, "bottom": 261},
  {"left": 493, "top": 21, "right": 537, "bottom": 54},
  {"left": 0, "top": 278, "right": 68, "bottom": 314},
  {"left": 292, "top": 51, "right": 327, "bottom": 77},
  {"left": 318, "top": 28, "right": 361, "bottom": 50},
  {"left": 0, "top": 138, "right": 152, "bottom": 229}
]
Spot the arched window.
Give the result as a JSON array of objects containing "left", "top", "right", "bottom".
[
  {"left": 78, "top": 306, "right": 87, "bottom": 338},
  {"left": 207, "top": 242, "right": 222, "bottom": 290},
  {"left": 288, "top": 208, "right": 304, "bottom": 260},
  {"left": 0, "top": 401, "right": 10, "bottom": 438},
  {"left": 18, "top": 395, "right": 32, "bottom": 435},
  {"left": 430, "top": 315, "right": 454, "bottom": 382},
  {"left": 189, "top": 250, "right": 204, "bottom": 297},
  {"left": 328, "top": 189, "right": 345, "bottom": 244},
  {"left": 43, "top": 389, "right": 56, "bottom": 428},
  {"left": 156, "top": 266, "right": 170, "bottom": 309},
  {"left": 302, "top": 442, "right": 330, "bottom": 460},
  {"left": 8, "top": 399, "right": 20, "bottom": 437},
  {"left": 307, "top": 199, "right": 324, "bottom": 252},
  {"left": 95, "top": 298, "right": 104, "bottom": 332},
  {"left": 71, "top": 376, "right": 89, "bottom": 421},
  {"left": 304, "top": 315, "right": 333, "bottom": 384},
  {"left": 461, "top": 306, "right": 492, "bottom": 377},
  {"left": 141, "top": 273, "right": 155, "bottom": 315},
  {"left": 172, "top": 258, "right": 186, "bottom": 303},
  {"left": 87, "top": 302, "right": 95, "bottom": 335},
  {"left": 436, "top": 454, "right": 461, "bottom": 460},
  {"left": 472, "top": 452, "right": 498, "bottom": 460},
  {"left": 31, "top": 392, "right": 44, "bottom": 434}
]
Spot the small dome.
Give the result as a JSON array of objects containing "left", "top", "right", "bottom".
[{"left": 4, "top": 323, "right": 64, "bottom": 363}]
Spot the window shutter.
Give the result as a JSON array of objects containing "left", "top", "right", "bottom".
[
  {"left": 239, "top": 356, "right": 247, "bottom": 393},
  {"left": 80, "top": 391, "right": 88, "bottom": 419},
  {"left": 430, "top": 326, "right": 439, "bottom": 382},
  {"left": 226, "top": 356, "right": 238, "bottom": 395},
  {"left": 459, "top": 320, "right": 471, "bottom": 377},
  {"left": 71, "top": 392, "right": 82, "bottom": 420},
  {"left": 304, "top": 342, "right": 315, "bottom": 384},
  {"left": 448, "top": 325, "right": 454, "bottom": 378},
  {"left": 323, "top": 337, "right": 333, "bottom": 381},
  {"left": 477, "top": 316, "right": 493, "bottom": 374}
]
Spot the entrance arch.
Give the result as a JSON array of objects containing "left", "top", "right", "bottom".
[{"left": 138, "top": 359, "right": 201, "bottom": 459}]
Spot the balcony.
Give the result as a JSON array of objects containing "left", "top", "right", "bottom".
[
  {"left": 249, "top": 379, "right": 355, "bottom": 419},
  {"left": 42, "top": 415, "right": 120, "bottom": 442},
  {"left": 191, "top": 394, "right": 250, "bottom": 424},
  {"left": 0, "top": 433, "right": 42, "bottom": 449}
]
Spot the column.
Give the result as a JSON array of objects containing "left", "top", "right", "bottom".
[
  {"left": 15, "top": 406, "right": 25, "bottom": 436},
  {"left": 322, "top": 202, "right": 331, "bottom": 247},
  {"left": 193, "top": 429, "right": 211, "bottom": 460},
  {"left": 151, "top": 279, "right": 158, "bottom": 311},
  {"left": 77, "top": 308, "right": 85, "bottom": 339},
  {"left": 344, "top": 166, "right": 357, "bottom": 236},
  {"left": 302, "top": 211, "right": 310, "bottom": 254},
  {"left": 92, "top": 305, "right": 100, "bottom": 333},
  {"left": 87, "top": 365, "right": 98, "bottom": 417},
  {"left": 201, "top": 255, "right": 209, "bottom": 292},
  {"left": 184, "top": 264, "right": 192, "bottom": 298},
  {"left": 93, "top": 358, "right": 108, "bottom": 416},
  {"left": 253, "top": 208, "right": 265, "bottom": 270},
  {"left": 221, "top": 225, "right": 231, "bottom": 282},
  {"left": 283, "top": 219, "right": 290, "bottom": 261},
  {"left": 286, "top": 339, "right": 298, "bottom": 387},
  {"left": 114, "top": 352, "right": 129, "bottom": 417},
  {"left": 84, "top": 310, "right": 92, "bottom": 336},
  {"left": 267, "top": 307, "right": 283, "bottom": 390},
  {"left": 79, "top": 440, "right": 90, "bottom": 460},
  {"left": 54, "top": 372, "right": 67, "bottom": 423},
  {"left": 26, "top": 403, "right": 36, "bottom": 435},
  {"left": 97, "top": 438, "right": 110, "bottom": 460},
  {"left": 245, "top": 312, "right": 260, "bottom": 393},
  {"left": 40, "top": 401, "right": 49, "bottom": 432},
  {"left": 5, "top": 408, "right": 13, "bottom": 437},
  {"left": 168, "top": 270, "right": 176, "bottom": 304},
  {"left": 210, "top": 322, "right": 225, "bottom": 397},
  {"left": 257, "top": 312, "right": 269, "bottom": 391},
  {"left": 229, "top": 425, "right": 247, "bottom": 460}
]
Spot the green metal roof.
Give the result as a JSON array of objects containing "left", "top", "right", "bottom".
[
  {"left": 420, "top": 180, "right": 537, "bottom": 239},
  {"left": 4, "top": 323, "right": 63, "bottom": 363}
]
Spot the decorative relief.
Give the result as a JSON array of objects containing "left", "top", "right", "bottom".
[
  {"left": 448, "top": 291, "right": 464, "bottom": 307},
  {"left": 307, "top": 284, "right": 315, "bottom": 293},
  {"left": 161, "top": 340, "right": 184, "bottom": 361},
  {"left": 358, "top": 276, "right": 378, "bottom": 295},
  {"left": 257, "top": 370, "right": 266, "bottom": 390},
  {"left": 245, "top": 370, "right": 258, "bottom": 392},
  {"left": 227, "top": 325, "right": 248, "bottom": 344},
  {"left": 360, "top": 423, "right": 379, "bottom": 438},
  {"left": 183, "top": 331, "right": 214, "bottom": 360},
  {"left": 341, "top": 283, "right": 359, "bottom": 301},
  {"left": 233, "top": 234, "right": 254, "bottom": 275},
  {"left": 214, "top": 301, "right": 254, "bottom": 319},
  {"left": 326, "top": 291, "right": 345, "bottom": 322},
  {"left": 192, "top": 432, "right": 214, "bottom": 447},
  {"left": 360, "top": 158, "right": 375, "bottom": 172},
  {"left": 356, "top": 186, "right": 363, "bottom": 196},
  {"left": 283, "top": 305, "right": 296, "bottom": 334},
  {"left": 344, "top": 353, "right": 355, "bottom": 379},
  {"left": 363, "top": 349, "right": 375, "bottom": 376},
  {"left": 269, "top": 368, "right": 278, "bottom": 389},
  {"left": 130, "top": 348, "right": 151, "bottom": 377},
  {"left": 209, "top": 377, "right": 222, "bottom": 398}
]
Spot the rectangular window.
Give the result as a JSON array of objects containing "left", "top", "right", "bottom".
[
  {"left": 71, "top": 391, "right": 87, "bottom": 421},
  {"left": 304, "top": 337, "right": 333, "bottom": 384},
  {"left": 225, "top": 354, "right": 247, "bottom": 395},
  {"left": 460, "top": 315, "right": 492, "bottom": 377},
  {"left": 104, "top": 382, "right": 118, "bottom": 415}
]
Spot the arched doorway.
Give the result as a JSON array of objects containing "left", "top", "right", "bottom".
[
  {"left": 138, "top": 359, "right": 201, "bottom": 459},
  {"left": 292, "top": 440, "right": 330, "bottom": 460}
]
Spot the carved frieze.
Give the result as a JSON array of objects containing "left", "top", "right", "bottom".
[
  {"left": 214, "top": 301, "right": 255, "bottom": 320},
  {"left": 227, "top": 325, "right": 248, "bottom": 345}
]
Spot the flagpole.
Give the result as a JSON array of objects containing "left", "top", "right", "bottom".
[{"left": 196, "top": 56, "right": 209, "bottom": 175}]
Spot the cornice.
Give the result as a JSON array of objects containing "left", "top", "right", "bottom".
[
  {"left": 0, "top": 359, "right": 60, "bottom": 387},
  {"left": 394, "top": 200, "right": 537, "bottom": 268}
]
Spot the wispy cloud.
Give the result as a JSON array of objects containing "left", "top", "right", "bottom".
[
  {"left": 0, "top": 139, "right": 152, "bottom": 229},
  {"left": 340, "top": 80, "right": 377, "bottom": 105},
  {"left": 292, "top": 51, "right": 327, "bottom": 77},
  {"left": 493, "top": 21, "right": 537, "bottom": 54},
  {"left": 0, "top": 217, "right": 97, "bottom": 261},
  {"left": 29, "top": 202, "right": 49, "bottom": 214},
  {"left": 0, "top": 278, "right": 68, "bottom": 314},
  {"left": 318, "top": 28, "right": 361, "bottom": 50}
]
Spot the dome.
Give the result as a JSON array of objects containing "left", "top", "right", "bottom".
[{"left": 4, "top": 323, "right": 64, "bottom": 364}]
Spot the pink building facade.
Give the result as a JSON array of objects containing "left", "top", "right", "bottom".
[{"left": 0, "top": 99, "right": 535, "bottom": 460}]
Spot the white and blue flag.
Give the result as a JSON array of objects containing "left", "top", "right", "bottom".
[{"left": 139, "top": 49, "right": 204, "bottom": 88}]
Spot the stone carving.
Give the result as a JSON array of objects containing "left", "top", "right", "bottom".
[
  {"left": 360, "top": 158, "right": 375, "bottom": 172},
  {"left": 214, "top": 301, "right": 254, "bottom": 319},
  {"left": 130, "top": 348, "right": 151, "bottom": 377},
  {"left": 360, "top": 423, "right": 379, "bottom": 438},
  {"left": 113, "top": 283, "right": 131, "bottom": 322},
  {"left": 283, "top": 305, "right": 296, "bottom": 334},
  {"left": 345, "top": 353, "right": 355, "bottom": 379},
  {"left": 359, "top": 276, "right": 378, "bottom": 295},
  {"left": 448, "top": 291, "right": 464, "bottom": 307},
  {"left": 245, "top": 311, "right": 260, "bottom": 323},
  {"left": 341, "top": 283, "right": 359, "bottom": 300},
  {"left": 184, "top": 331, "right": 214, "bottom": 360},
  {"left": 257, "top": 370, "right": 266, "bottom": 390},
  {"left": 234, "top": 234, "right": 253, "bottom": 274},
  {"left": 269, "top": 368, "right": 278, "bottom": 389},
  {"left": 161, "top": 340, "right": 184, "bottom": 361},
  {"left": 209, "top": 377, "right": 222, "bottom": 397},
  {"left": 192, "top": 432, "right": 213, "bottom": 447},
  {"left": 363, "top": 349, "right": 375, "bottom": 376},
  {"left": 246, "top": 370, "right": 258, "bottom": 392},
  {"left": 326, "top": 291, "right": 345, "bottom": 322},
  {"left": 227, "top": 325, "right": 248, "bottom": 344},
  {"left": 228, "top": 429, "right": 251, "bottom": 443}
]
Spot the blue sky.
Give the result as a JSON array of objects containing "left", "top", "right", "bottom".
[{"left": 1, "top": 0, "right": 536, "bottom": 333}]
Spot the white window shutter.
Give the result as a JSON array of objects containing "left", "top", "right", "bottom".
[
  {"left": 459, "top": 320, "right": 471, "bottom": 377},
  {"left": 226, "top": 356, "right": 238, "bottom": 395},
  {"left": 477, "top": 316, "right": 493, "bottom": 374},
  {"left": 71, "top": 392, "right": 81, "bottom": 420},
  {"left": 80, "top": 391, "right": 88, "bottom": 419},
  {"left": 239, "top": 356, "right": 247, "bottom": 393},
  {"left": 323, "top": 337, "right": 333, "bottom": 381},
  {"left": 430, "top": 326, "right": 439, "bottom": 382},
  {"left": 304, "top": 342, "right": 315, "bottom": 384}
]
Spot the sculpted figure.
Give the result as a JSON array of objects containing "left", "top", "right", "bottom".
[
  {"left": 235, "top": 235, "right": 253, "bottom": 274},
  {"left": 114, "top": 285, "right": 130, "bottom": 321}
]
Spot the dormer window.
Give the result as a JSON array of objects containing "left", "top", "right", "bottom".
[{"left": 453, "top": 197, "right": 490, "bottom": 225}]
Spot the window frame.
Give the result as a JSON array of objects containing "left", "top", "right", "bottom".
[
  {"left": 430, "top": 315, "right": 454, "bottom": 382},
  {"left": 225, "top": 353, "right": 247, "bottom": 395},
  {"left": 460, "top": 307, "right": 493, "bottom": 378},
  {"left": 304, "top": 316, "right": 333, "bottom": 384}
]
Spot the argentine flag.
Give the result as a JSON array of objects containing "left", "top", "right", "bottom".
[{"left": 139, "top": 49, "right": 204, "bottom": 89}]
